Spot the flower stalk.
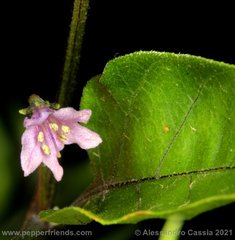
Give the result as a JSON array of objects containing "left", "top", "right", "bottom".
[{"left": 37, "top": 165, "right": 55, "bottom": 211}]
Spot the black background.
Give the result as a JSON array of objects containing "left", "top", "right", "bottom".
[
  {"left": 1, "top": 0, "right": 235, "bottom": 239},
  {"left": 2, "top": 0, "right": 235, "bottom": 106}
]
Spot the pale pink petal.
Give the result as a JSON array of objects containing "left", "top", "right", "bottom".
[
  {"left": 20, "top": 127, "right": 43, "bottom": 176},
  {"left": 66, "top": 124, "right": 102, "bottom": 149},
  {"left": 24, "top": 107, "right": 53, "bottom": 128},
  {"left": 40, "top": 129, "right": 64, "bottom": 181},
  {"left": 53, "top": 107, "right": 91, "bottom": 123},
  {"left": 43, "top": 155, "right": 63, "bottom": 182}
]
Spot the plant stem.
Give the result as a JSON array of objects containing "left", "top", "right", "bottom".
[
  {"left": 23, "top": 0, "right": 90, "bottom": 229},
  {"left": 58, "top": 0, "right": 90, "bottom": 106},
  {"left": 36, "top": 165, "right": 55, "bottom": 211},
  {"left": 36, "top": 0, "right": 89, "bottom": 211},
  {"left": 159, "top": 215, "right": 184, "bottom": 240},
  {"left": 22, "top": 166, "right": 55, "bottom": 229}
]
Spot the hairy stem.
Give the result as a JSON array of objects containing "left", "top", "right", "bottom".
[
  {"left": 22, "top": 166, "right": 55, "bottom": 230},
  {"left": 58, "top": 0, "right": 90, "bottom": 106},
  {"left": 36, "top": 165, "right": 55, "bottom": 211},
  {"left": 36, "top": 0, "right": 89, "bottom": 211},
  {"left": 159, "top": 215, "right": 184, "bottom": 240},
  {"left": 22, "top": 0, "right": 90, "bottom": 230}
]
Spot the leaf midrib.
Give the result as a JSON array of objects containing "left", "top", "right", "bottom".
[{"left": 73, "top": 165, "right": 235, "bottom": 206}]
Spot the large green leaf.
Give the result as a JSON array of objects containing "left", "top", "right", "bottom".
[{"left": 40, "top": 52, "right": 235, "bottom": 224}]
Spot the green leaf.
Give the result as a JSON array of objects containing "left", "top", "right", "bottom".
[{"left": 40, "top": 51, "right": 235, "bottom": 224}]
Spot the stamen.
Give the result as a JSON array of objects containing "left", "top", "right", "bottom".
[
  {"left": 37, "top": 131, "right": 44, "bottom": 142},
  {"left": 49, "top": 123, "right": 59, "bottom": 131},
  {"left": 59, "top": 134, "right": 68, "bottom": 142},
  {"left": 62, "top": 125, "right": 70, "bottom": 134},
  {"left": 57, "top": 152, "right": 61, "bottom": 158},
  {"left": 41, "top": 144, "right": 51, "bottom": 155}
]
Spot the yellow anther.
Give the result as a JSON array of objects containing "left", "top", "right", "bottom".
[
  {"left": 41, "top": 144, "right": 51, "bottom": 155},
  {"left": 49, "top": 123, "right": 59, "bottom": 131},
  {"left": 57, "top": 152, "right": 61, "bottom": 158},
  {"left": 62, "top": 125, "right": 70, "bottom": 134},
  {"left": 59, "top": 134, "right": 67, "bottom": 142},
  {"left": 37, "top": 131, "right": 44, "bottom": 142}
]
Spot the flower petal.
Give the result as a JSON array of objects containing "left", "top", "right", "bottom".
[
  {"left": 66, "top": 124, "right": 102, "bottom": 149},
  {"left": 40, "top": 129, "right": 64, "bottom": 181},
  {"left": 53, "top": 107, "right": 91, "bottom": 123},
  {"left": 42, "top": 155, "right": 63, "bottom": 182},
  {"left": 20, "top": 127, "right": 43, "bottom": 176},
  {"left": 24, "top": 107, "right": 53, "bottom": 128}
]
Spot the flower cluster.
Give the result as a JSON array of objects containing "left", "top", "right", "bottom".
[{"left": 20, "top": 95, "right": 102, "bottom": 181}]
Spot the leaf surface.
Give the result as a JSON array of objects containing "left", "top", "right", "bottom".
[{"left": 40, "top": 52, "right": 235, "bottom": 224}]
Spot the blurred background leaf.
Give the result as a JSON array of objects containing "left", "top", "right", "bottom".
[
  {"left": 0, "top": 119, "right": 13, "bottom": 220},
  {"left": 0, "top": 103, "right": 34, "bottom": 231}
]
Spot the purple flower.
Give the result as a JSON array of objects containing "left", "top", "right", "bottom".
[{"left": 20, "top": 95, "right": 102, "bottom": 181}]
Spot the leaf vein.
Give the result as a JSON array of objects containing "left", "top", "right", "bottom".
[
  {"left": 155, "top": 84, "right": 204, "bottom": 177},
  {"left": 73, "top": 165, "right": 235, "bottom": 206}
]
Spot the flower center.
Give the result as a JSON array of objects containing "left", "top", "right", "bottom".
[
  {"left": 37, "top": 121, "right": 71, "bottom": 156},
  {"left": 49, "top": 122, "right": 71, "bottom": 143}
]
